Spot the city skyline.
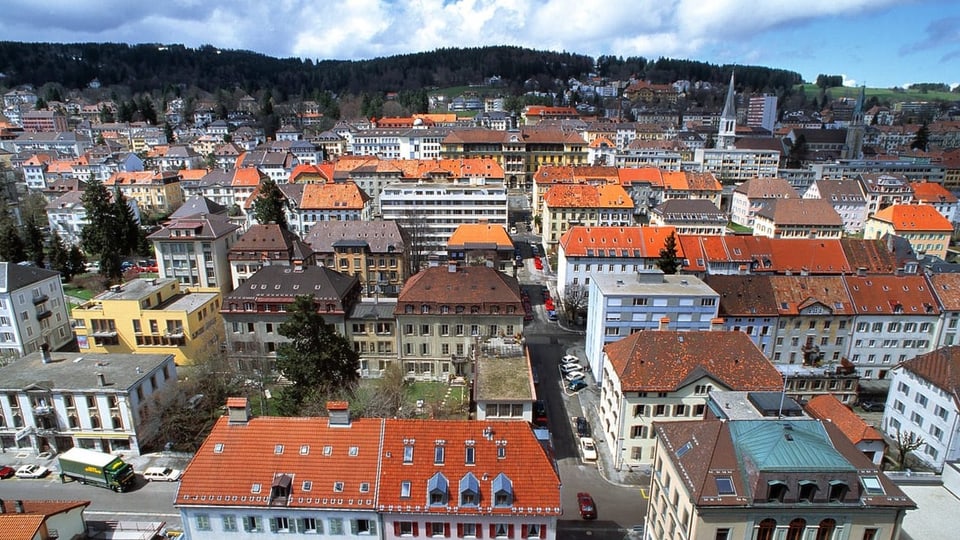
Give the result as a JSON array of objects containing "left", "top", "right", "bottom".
[{"left": 1, "top": 0, "right": 958, "bottom": 90}]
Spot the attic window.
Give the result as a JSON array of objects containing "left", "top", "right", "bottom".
[
  {"left": 323, "top": 445, "right": 333, "bottom": 456},
  {"left": 861, "top": 476, "right": 885, "bottom": 496},
  {"left": 715, "top": 476, "right": 735, "bottom": 496},
  {"left": 302, "top": 480, "right": 313, "bottom": 492},
  {"left": 274, "top": 444, "right": 284, "bottom": 454},
  {"left": 349, "top": 446, "right": 359, "bottom": 456},
  {"left": 403, "top": 444, "right": 414, "bottom": 463},
  {"left": 676, "top": 442, "right": 693, "bottom": 457},
  {"left": 360, "top": 482, "right": 370, "bottom": 493},
  {"left": 251, "top": 483, "right": 262, "bottom": 494},
  {"left": 401, "top": 481, "right": 412, "bottom": 498},
  {"left": 300, "top": 445, "right": 310, "bottom": 455},
  {"left": 334, "top": 482, "right": 344, "bottom": 492},
  {"left": 214, "top": 443, "right": 225, "bottom": 454}
]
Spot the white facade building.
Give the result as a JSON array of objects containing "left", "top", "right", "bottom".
[{"left": 0, "top": 263, "right": 74, "bottom": 360}]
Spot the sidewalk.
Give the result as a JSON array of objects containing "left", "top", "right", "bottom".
[{"left": 562, "top": 342, "right": 649, "bottom": 488}]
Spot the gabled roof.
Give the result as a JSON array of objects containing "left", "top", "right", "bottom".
[
  {"left": 839, "top": 238, "right": 898, "bottom": 274},
  {"left": 170, "top": 195, "right": 227, "bottom": 218},
  {"left": 303, "top": 220, "right": 406, "bottom": 255},
  {"left": 0, "top": 262, "right": 60, "bottom": 293},
  {"left": 870, "top": 204, "right": 953, "bottom": 232},
  {"left": 805, "top": 395, "right": 884, "bottom": 445},
  {"left": 755, "top": 198, "right": 843, "bottom": 227},
  {"left": 843, "top": 274, "right": 939, "bottom": 315},
  {"left": 299, "top": 182, "right": 369, "bottom": 210},
  {"left": 603, "top": 331, "right": 782, "bottom": 392},
  {"left": 897, "top": 346, "right": 960, "bottom": 408},
  {"left": 559, "top": 226, "right": 679, "bottom": 258},
  {"left": 447, "top": 223, "right": 513, "bottom": 250},
  {"left": 811, "top": 179, "right": 866, "bottom": 202},
  {"left": 928, "top": 273, "right": 960, "bottom": 311},
  {"left": 768, "top": 275, "right": 853, "bottom": 315},
  {"left": 397, "top": 266, "right": 522, "bottom": 309},
  {"left": 542, "top": 183, "right": 633, "bottom": 209},
  {"left": 147, "top": 213, "right": 239, "bottom": 240},
  {"left": 232, "top": 166, "right": 268, "bottom": 187},
  {"left": 224, "top": 265, "right": 358, "bottom": 305},
  {"left": 910, "top": 180, "right": 958, "bottom": 203},
  {"left": 662, "top": 171, "right": 722, "bottom": 192},
  {"left": 705, "top": 275, "right": 779, "bottom": 317},
  {"left": 733, "top": 177, "right": 798, "bottom": 198},
  {"left": 229, "top": 224, "right": 314, "bottom": 261}
]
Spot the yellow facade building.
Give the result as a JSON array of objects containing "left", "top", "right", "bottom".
[{"left": 71, "top": 278, "right": 223, "bottom": 365}]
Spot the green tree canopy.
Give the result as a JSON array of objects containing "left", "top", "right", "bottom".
[
  {"left": 911, "top": 122, "right": 930, "bottom": 151},
  {"left": 275, "top": 295, "right": 360, "bottom": 415},
  {"left": 0, "top": 198, "right": 25, "bottom": 263},
  {"left": 656, "top": 232, "right": 681, "bottom": 275},
  {"left": 81, "top": 179, "right": 140, "bottom": 282},
  {"left": 251, "top": 178, "right": 288, "bottom": 229}
]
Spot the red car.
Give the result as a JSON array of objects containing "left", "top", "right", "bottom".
[
  {"left": 577, "top": 492, "right": 597, "bottom": 519},
  {"left": 544, "top": 298, "right": 555, "bottom": 311},
  {"left": 0, "top": 465, "right": 15, "bottom": 479}
]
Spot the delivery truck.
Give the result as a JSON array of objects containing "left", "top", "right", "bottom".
[{"left": 58, "top": 447, "right": 136, "bottom": 492}]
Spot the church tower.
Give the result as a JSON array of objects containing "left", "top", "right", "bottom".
[
  {"left": 716, "top": 72, "right": 737, "bottom": 149},
  {"left": 843, "top": 85, "right": 866, "bottom": 159}
]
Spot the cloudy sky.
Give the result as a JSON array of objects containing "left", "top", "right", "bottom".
[{"left": 2, "top": 0, "right": 958, "bottom": 88}]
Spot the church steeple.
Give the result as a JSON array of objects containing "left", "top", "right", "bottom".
[
  {"left": 717, "top": 72, "right": 737, "bottom": 149},
  {"left": 852, "top": 84, "right": 866, "bottom": 126},
  {"left": 844, "top": 85, "right": 867, "bottom": 159}
]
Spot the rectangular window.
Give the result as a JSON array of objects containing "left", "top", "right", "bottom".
[
  {"left": 916, "top": 394, "right": 928, "bottom": 407},
  {"left": 862, "top": 528, "right": 879, "bottom": 540},
  {"left": 243, "top": 516, "right": 262, "bottom": 533},
  {"left": 196, "top": 514, "right": 211, "bottom": 531},
  {"left": 715, "top": 528, "right": 730, "bottom": 540},
  {"left": 222, "top": 515, "right": 237, "bottom": 532},
  {"left": 329, "top": 518, "right": 344, "bottom": 535}
]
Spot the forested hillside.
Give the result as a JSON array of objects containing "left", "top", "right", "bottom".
[{"left": 0, "top": 41, "right": 802, "bottom": 97}]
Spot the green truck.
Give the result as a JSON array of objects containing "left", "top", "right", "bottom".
[{"left": 58, "top": 447, "right": 136, "bottom": 492}]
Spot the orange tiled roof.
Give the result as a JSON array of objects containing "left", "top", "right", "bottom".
[
  {"left": 300, "top": 182, "right": 369, "bottom": 210},
  {"left": 910, "top": 180, "right": 958, "bottom": 203},
  {"left": 542, "top": 183, "right": 633, "bottom": 209},
  {"left": 397, "top": 266, "right": 522, "bottom": 308},
  {"left": 805, "top": 395, "right": 885, "bottom": 445},
  {"left": 899, "top": 346, "right": 960, "bottom": 408},
  {"left": 617, "top": 167, "right": 664, "bottom": 187},
  {"left": 871, "top": 204, "right": 953, "bottom": 232},
  {"left": 179, "top": 168, "right": 209, "bottom": 181},
  {"left": 447, "top": 223, "right": 513, "bottom": 250},
  {"left": 289, "top": 164, "right": 333, "bottom": 183},
  {"left": 22, "top": 153, "right": 53, "bottom": 166},
  {"left": 0, "top": 515, "right": 44, "bottom": 540},
  {"left": 232, "top": 167, "right": 267, "bottom": 187},
  {"left": 559, "top": 226, "right": 680, "bottom": 258},
  {"left": 661, "top": 171, "right": 722, "bottom": 192},
  {"left": 844, "top": 275, "right": 939, "bottom": 315},
  {"left": 928, "top": 273, "right": 960, "bottom": 311},
  {"left": 604, "top": 330, "right": 783, "bottom": 392},
  {"left": 104, "top": 171, "right": 157, "bottom": 186},
  {"left": 768, "top": 275, "right": 854, "bottom": 315}
]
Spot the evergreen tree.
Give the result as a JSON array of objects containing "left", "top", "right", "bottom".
[
  {"left": 163, "top": 122, "right": 174, "bottom": 143},
  {"left": 0, "top": 199, "right": 25, "bottom": 263},
  {"left": 275, "top": 295, "right": 360, "bottom": 414},
  {"left": 45, "top": 231, "right": 70, "bottom": 279},
  {"left": 81, "top": 179, "right": 126, "bottom": 281},
  {"left": 66, "top": 245, "right": 87, "bottom": 278},
  {"left": 112, "top": 189, "right": 142, "bottom": 257},
  {"left": 22, "top": 217, "right": 46, "bottom": 268},
  {"left": 656, "top": 232, "right": 681, "bottom": 275},
  {"left": 251, "top": 178, "right": 288, "bottom": 229},
  {"left": 911, "top": 122, "right": 930, "bottom": 151}
]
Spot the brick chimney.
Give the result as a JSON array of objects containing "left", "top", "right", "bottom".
[
  {"left": 226, "top": 397, "right": 251, "bottom": 425},
  {"left": 658, "top": 317, "right": 670, "bottom": 331},
  {"left": 327, "top": 401, "right": 351, "bottom": 427}
]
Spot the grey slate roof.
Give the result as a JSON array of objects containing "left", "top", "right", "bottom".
[
  {"left": 0, "top": 351, "right": 173, "bottom": 392},
  {"left": 170, "top": 195, "right": 227, "bottom": 218},
  {"left": 224, "top": 265, "right": 359, "bottom": 303},
  {"left": 304, "top": 220, "right": 406, "bottom": 254},
  {"left": 0, "top": 262, "right": 60, "bottom": 293}
]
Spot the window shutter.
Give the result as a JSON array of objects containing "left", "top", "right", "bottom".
[
  {"left": 539, "top": 525, "right": 546, "bottom": 539},
  {"left": 351, "top": 520, "right": 359, "bottom": 535},
  {"left": 296, "top": 519, "right": 304, "bottom": 533},
  {"left": 489, "top": 525, "right": 496, "bottom": 538},
  {"left": 521, "top": 525, "right": 528, "bottom": 538},
  {"left": 413, "top": 522, "right": 420, "bottom": 536},
  {"left": 269, "top": 518, "right": 278, "bottom": 533},
  {"left": 458, "top": 523, "right": 464, "bottom": 538},
  {"left": 508, "top": 525, "right": 514, "bottom": 538},
  {"left": 395, "top": 522, "right": 402, "bottom": 536},
  {"left": 371, "top": 520, "right": 378, "bottom": 535},
  {"left": 289, "top": 519, "right": 298, "bottom": 533},
  {"left": 445, "top": 523, "right": 451, "bottom": 537},
  {"left": 476, "top": 523, "right": 482, "bottom": 538}
]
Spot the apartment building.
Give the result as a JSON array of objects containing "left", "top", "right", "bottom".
[
  {"left": 0, "top": 263, "right": 73, "bottom": 360},
  {"left": 304, "top": 220, "right": 408, "bottom": 297}
]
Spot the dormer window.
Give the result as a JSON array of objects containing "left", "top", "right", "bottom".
[
  {"left": 767, "top": 481, "right": 787, "bottom": 502},
  {"left": 403, "top": 444, "right": 414, "bottom": 463},
  {"left": 427, "top": 472, "right": 448, "bottom": 506},
  {"left": 400, "top": 481, "right": 412, "bottom": 498},
  {"left": 459, "top": 472, "right": 480, "bottom": 506},
  {"left": 434, "top": 445, "right": 445, "bottom": 464},
  {"left": 465, "top": 446, "right": 475, "bottom": 465},
  {"left": 798, "top": 481, "right": 817, "bottom": 502},
  {"left": 861, "top": 476, "right": 885, "bottom": 496},
  {"left": 828, "top": 481, "right": 848, "bottom": 502},
  {"left": 492, "top": 473, "right": 513, "bottom": 506}
]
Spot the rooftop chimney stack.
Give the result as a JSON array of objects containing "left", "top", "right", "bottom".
[
  {"left": 97, "top": 373, "right": 106, "bottom": 387},
  {"left": 327, "top": 401, "right": 351, "bottom": 427},
  {"left": 40, "top": 343, "right": 51, "bottom": 364},
  {"left": 226, "top": 397, "right": 252, "bottom": 425},
  {"left": 659, "top": 317, "right": 670, "bottom": 331}
]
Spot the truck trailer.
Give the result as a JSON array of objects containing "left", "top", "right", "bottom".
[{"left": 58, "top": 447, "right": 136, "bottom": 492}]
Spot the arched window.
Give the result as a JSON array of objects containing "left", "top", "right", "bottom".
[
  {"left": 91, "top": 416, "right": 101, "bottom": 429},
  {"left": 816, "top": 519, "right": 836, "bottom": 540},
  {"left": 111, "top": 415, "right": 123, "bottom": 430},
  {"left": 12, "top": 414, "right": 23, "bottom": 428},
  {"left": 68, "top": 415, "right": 79, "bottom": 429},
  {"left": 756, "top": 519, "right": 777, "bottom": 540},
  {"left": 786, "top": 518, "right": 806, "bottom": 540}
]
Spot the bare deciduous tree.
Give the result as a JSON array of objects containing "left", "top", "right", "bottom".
[
  {"left": 562, "top": 282, "right": 590, "bottom": 321},
  {"left": 892, "top": 427, "right": 925, "bottom": 471}
]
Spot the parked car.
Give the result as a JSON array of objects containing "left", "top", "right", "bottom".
[
  {"left": 544, "top": 298, "right": 555, "bottom": 311},
  {"left": 547, "top": 310, "right": 558, "bottom": 321},
  {"left": 575, "top": 416, "right": 591, "bottom": 437},
  {"left": 561, "top": 355, "right": 581, "bottom": 367},
  {"left": 0, "top": 465, "right": 14, "bottom": 479},
  {"left": 577, "top": 492, "right": 597, "bottom": 519},
  {"left": 15, "top": 464, "right": 49, "bottom": 478},
  {"left": 580, "top": 437, "right": 598, "bottom": 461},
  {"left": 860, "top": 401, "right": 885, "bottom": 412},
  {"left": 568, "top": 379, "right": 587, "bottom": 392},
  {"left": 143, "top": 466, "right": 182, "bottom": 482},
  {"left": 510, "top": 226, "right": 518, "bottom": 235},
  {"left": 533, "top": 400, "right": 548, "bottom": 426},
  {"left": 560, "top": 363, "right": 583, "bottom": 375},
  {"left": 563, "top": 370, "right": 586, "bottom": 382}
]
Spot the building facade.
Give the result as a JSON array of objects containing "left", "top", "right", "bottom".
[{"left": 0, "top": 263, "right": 73, "bottom": 360}]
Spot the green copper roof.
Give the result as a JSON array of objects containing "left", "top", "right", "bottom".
[{"left": 729, "top": 420, "right": 856, "bottom": 472}]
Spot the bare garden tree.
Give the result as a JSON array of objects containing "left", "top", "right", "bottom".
[
  {"left": 892, "top": 427, "right": 925, "bottom": 471},
  {"left": 562, "top": 282, "right": 590, "bottom": 322}
]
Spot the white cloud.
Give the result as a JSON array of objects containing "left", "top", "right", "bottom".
[{"left": 842, "top": 74, "right": 857, "bottom": 87}]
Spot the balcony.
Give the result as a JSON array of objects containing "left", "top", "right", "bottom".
[
  {"left": 36, "top": 309, "right": 52, "bottom": 321},
  {"left": 31, "top": 294, "right": 48, "bottom": 305}
]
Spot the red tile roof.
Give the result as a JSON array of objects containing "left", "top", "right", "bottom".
[
  {"left": 300, "top": 182, "right": 369, "bottom": 210},
  {"left": 559, "top": 226, "right": 680, "bottom": 258},
  {"left": 898, "top": 346, "right": 960, "bottom": 409},
  {"left": 603, "top": 331, "right": 782, "bottom": 392},
  {"left": 397, "top": 266, "right": 522, "bottom": 312},
  {"left": 447, "top": 223, "right": 513, "bottom": 250},
  {"left": 871, "top": 204, "right": 953, "bottom": 232},
  {"left": 928, "top": 273, "right": 960, "bottom": 311},
  {"left": 909, "top": 180, "right": 958, "bottom": 203},
  {"left": 805, "top": 395, "right": 884, "bottom": 445},
  {"left": 542, "top": 183, "right": 632, "bottom": 209},
  {"left": 843, "top": 275, "right": 939, "bottom": 315},
  {"left": 768, "top": 276, "right": 854, "bottom": 315}
]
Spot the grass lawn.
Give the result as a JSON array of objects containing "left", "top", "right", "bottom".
[
  {"left": 63, "top": 284, "right": 95, "bottom": 300},
  {"left": 727, "top": 222, "right": 753, "bottom": 234},
  {"left": 795, "top": 83, "right": 957, "bottom": 103},
  {"left": 408, "top": 381, "right": 450, "bottom": 403}
]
